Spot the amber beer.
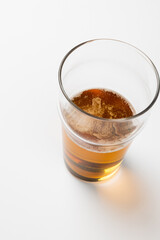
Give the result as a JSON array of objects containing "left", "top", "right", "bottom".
[{"left": 63, "top": 89, "right": 135, "bottom": 182}]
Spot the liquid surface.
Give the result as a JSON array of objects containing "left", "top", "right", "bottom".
[{"left": 72, "top": 89, "right": 134, "bottom": 119}]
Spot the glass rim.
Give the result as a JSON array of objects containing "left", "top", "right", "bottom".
[{"left": 58, "top": 38, "right": 160, "bottom": 122}]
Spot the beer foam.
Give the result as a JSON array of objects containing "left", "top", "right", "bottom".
[{"left": 63, "top": 89, "right": 136, "bottom": 145}]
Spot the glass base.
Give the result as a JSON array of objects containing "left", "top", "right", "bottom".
[{"left": 65, "top": 161, "right": 120, "bottom": 182}]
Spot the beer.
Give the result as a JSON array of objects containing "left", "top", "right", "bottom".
[{"left": 63, "top": 89, "right": 135, "bottom": 181}]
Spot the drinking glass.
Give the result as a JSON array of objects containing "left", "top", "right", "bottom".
[{"left": 58, "top": 39, "right": 160, "bottom": 182}]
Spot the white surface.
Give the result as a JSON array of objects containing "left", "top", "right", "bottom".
[{"left": 0, "top": 0, "right": 160, "bottom": 239}]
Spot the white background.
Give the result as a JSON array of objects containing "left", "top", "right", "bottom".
[{"left": 0, "top": 0, "right": 160, "bottom": 239}]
